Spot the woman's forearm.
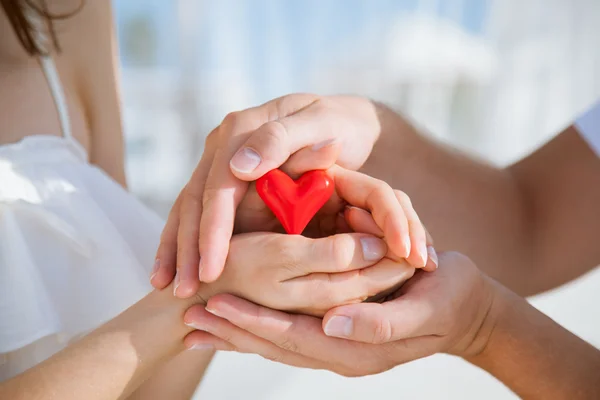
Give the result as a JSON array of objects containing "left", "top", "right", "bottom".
[
  {"left": 0, "top": 287, "right": 211, "bottom": 400},
  {"left": 467, "top": 283, "right": 600, "bottom": 399}
]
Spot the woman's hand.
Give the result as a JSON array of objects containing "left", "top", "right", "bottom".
[
  {"left": 194, "top": 231, "right": 415, "bottom": 317},
  {"left": 154, "top": 163, "right": 437, "bottom": 298},
  {"left": 182, "top": 251, "right": 496, "bottom": 376},
  {"left": 152, "top": 94, "right": 384, "bottom": 291}
]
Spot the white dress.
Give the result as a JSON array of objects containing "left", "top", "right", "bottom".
[{"left": 0, "top": 56, "right": 163, "bottom": 380}]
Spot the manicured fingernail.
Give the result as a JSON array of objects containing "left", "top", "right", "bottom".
[
  {"left": 418, "top": 242, "right": 428, "bottom": 267},
  {"left": 324, "top": 316, "right": 353, "bottom": 338},
  {"left": 403, "top": 235, "right": 412, "bottom": 258},
  {"left": 150, "top": 259, "right": 160, "bottom": 280},
  {"left": 185, "top": 322, "right": 203, "bottom": 330},
  {"left": 188, "top": 344, "right": 214, "bottom": 351},
  {"left": 173, "top": 272, "right": 180, "bottom": 296},
  {"left": 311, "top": 138, "right": 335, "bottom": 151},
  {"left": 360, "top": 237, "right": 386, "bottom": 261},
  {"left": 428, "top": 246, "right": 438, "bottom": 269},
  {"left": 230, "top": 147, "right": 261, "bottom": 173},
  {"left": 205, "top": 306, "right": 222, "bottom": 318}
]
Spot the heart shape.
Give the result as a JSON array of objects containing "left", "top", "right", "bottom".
[{"left": 256, "top": 169, "right": 334, "bottom": 235}]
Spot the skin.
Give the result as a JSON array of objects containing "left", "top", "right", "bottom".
[
  {"left": 167, "top": 94, "right": 600, "bottom": 396},
  {"left": 0, "top": 0, "right": 209, "bottom": 396},
  {"left": 153, "top": 95, "right": 434, "bottom": 297},
  {"left": 1, "top": 214, "right": 415, "bottom": 399},
  {"left": 362, "top": 109, "right": 600, "bottom": 296}
]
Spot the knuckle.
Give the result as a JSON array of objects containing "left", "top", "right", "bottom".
[
  {"left": 394, "top": 190, "right": 412, "bottom": 207},
  {"left": 328, "top": 235, "right": 355, "bottom": 270},
  {"left": 221, "top": 111, "right": 242, "bottom": 129},
  {"left": 372, "top": 317, "right": 393, "bottom": 344},
  {"left": 200, "top": 185, "right": 220, "bottom": 208},
  {"left": 269, "top": 236, "right": 302, "bottom": 273},
  {"left": 277, "top": 336, "right": 300, "bottom": 353},
  {"left": 181, "top": 186, "right": 203, "bottom": 207},
  {"left": 261, "top": 352, "right": 284, "bottom": 364},
  {"left": 368, "top": 180, "right": 392, "bottom": 202},
  {"left": 204, "top": 127, "right": 219, "bottom": 147},
  {"left": 259, "top": 120, "right": 289, "bottom": 151}
]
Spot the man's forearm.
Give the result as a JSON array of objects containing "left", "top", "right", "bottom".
[
  {"left": 363, "top": 104, "right": 600, "bottom": 295},
  {"left": 466, "top": 283, "right": 600, "bottom": 399},
  {"left": 362, "top": 104, "right": 535, "bottom": 294}
]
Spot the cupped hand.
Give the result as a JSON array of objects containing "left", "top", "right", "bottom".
[
  {"left": 154, "top": 163, "right": 437, "bottom": 298},
  {"left": 152, "top": 94, "right": 383, "bottom": 291},
  {"left": 182, "top": 251, "right": 496, "bottom": 377},
  {"left": 193, "top": 231, "right": 415, "bottom": 318}
]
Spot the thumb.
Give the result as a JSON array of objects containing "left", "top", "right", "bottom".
[
  {"left": 322, "top": 295, "right": 437, "bottom": 344},
  {"left": 280, "top": 141, "right": 340, "bottom": 179},
  {"left": 229, "top": 105, "right": 340, "bottom": 181}
]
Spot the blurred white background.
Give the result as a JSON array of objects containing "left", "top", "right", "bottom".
[{"left": 112, "top": 0, "right": 600, "bottom": 398}]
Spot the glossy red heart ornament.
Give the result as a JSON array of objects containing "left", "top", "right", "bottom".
[{"left": 256, "top": 169, "right": 334, "bottom": 235}]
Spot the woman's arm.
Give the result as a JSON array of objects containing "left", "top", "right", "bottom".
[
  {"left": 0, "top": 286, "right": 210, "bottom": 400},
  {"left": 466, "top": 282, "right": 600, "bottom": 399},
  {"left": 59, "top": 0, "right": 127, "bottom": 187}
]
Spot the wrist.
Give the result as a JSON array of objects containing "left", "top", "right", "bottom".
[
  {"left": 360, "top": 101, "right": 423, "bottom": 180},
  {"left": 461, "top": 278, "right": 514, "bottom": 363}
]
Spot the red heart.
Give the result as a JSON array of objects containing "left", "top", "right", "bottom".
[{"left": 256, "top": 169, "right": 334, "bottom": 235}]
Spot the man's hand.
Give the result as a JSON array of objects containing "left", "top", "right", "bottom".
[
  {"left": 151, "top": 94, "right": 383, "bottom": 296},
  {"left": 182, "top": 252, "right": 496, "bottom": 376}
]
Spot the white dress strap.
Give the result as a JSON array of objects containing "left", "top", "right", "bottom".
[
  {"left": 23, "top": 5, "right": 74, "bottom": 142},
  {"left": 38, "top": 56, "right": 73, "bottom": 141}
]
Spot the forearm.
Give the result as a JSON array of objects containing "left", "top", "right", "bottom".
[
  {"left": 363, "top": 104, "right": 600, "bottom": 295},
  {"left": 0, "top": 287, "right": 211, "bottom": 400},
  {"left": 362, "top": 104, "right": 535, "bottom": 293},
  {"left": 467, "top": 282, "right": 600, "bottom": 399}
]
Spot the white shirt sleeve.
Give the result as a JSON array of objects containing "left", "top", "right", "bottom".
[{"left": 575, "top": 101, "right": 600, "bottom": 157}]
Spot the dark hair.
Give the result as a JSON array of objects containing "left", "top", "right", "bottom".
[{"left": 0, "top": 0, "right": 83, "bottom": 56}]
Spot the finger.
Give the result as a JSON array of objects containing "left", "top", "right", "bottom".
[
  {"left": 281, "top": 233, "right": 388, "bottom": 276},
  {"left": 330, "top": 166, "right": 410, "bottom": 260},
  {"left": 152, "top": 192, "right": 183, "bottom": 289},
  {"left": 393, "top": 190, "right": 429, "bottom": 268},
  {"left": 285, "top": 257, "right": 415, "bottom": 315},
  {"left": 183, "top": 304, "right": 326, "bottom": 370},
  {"left": 280, "top": 139, "right": 340, "bottom": 179},
  {"left": 229, "top": 96, "right": 342, "bottom": 180},
  {"left": 197, "top": 109, "right": 266, "bottom": 283},
  {"left": 322, "top": 289, "right": 439, "bottom": 343},
  {"left": 204, "top": 294, "right": 377, "bottom": 372},
  {"left": 174, "top": 135, "right": 218, "bottom": 297},
  {"left": 422, "top": 226, "right": 438, "bottom": 270},
  {"left": 344, "top": 206, "right": 383, "bottom": 236},
  {"left": 347, "top": 204, "right": 438, "bottom": 271},
  {"left": 184, "top": 330, "right": 234, "bottom": 351}
]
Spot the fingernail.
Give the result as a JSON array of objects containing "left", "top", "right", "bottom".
[
  {"left": 173, "top": 272, "right": 180, "bottom": 296},
  {"left": 428, "top": 246, "right": 438, "bottom": 269},
  {"left": 311, "top": 138, "right": 335, "bottom": 151},
  {"left": 188, "top": 344, "right": 214, "bottom": 351},
  {"left": 324, "top": 316, "right": 353, "bottom": 338},
  {"left": 360, "top": 237, "right": 386, "bottom": 261},
  {"left": 150, "top": 259, "right": 160, "bottom": 280},
  {"left": 230, "top": 147, "right": 261, "bottom": 173},
  {"left": 198, "top": 258, "right": 203, "bottom": 281},
  {"left": 205, "top": 306, "right": 222, "bottom": 318},
  {"left": 185, "top": 322, "right": 203, "bottom": 330},
  {"left": 418, "top": 242, "right": 428, "bottom": 267},
  {"left": 403, "top": 235, "right": 412, "bottom": 258}
]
